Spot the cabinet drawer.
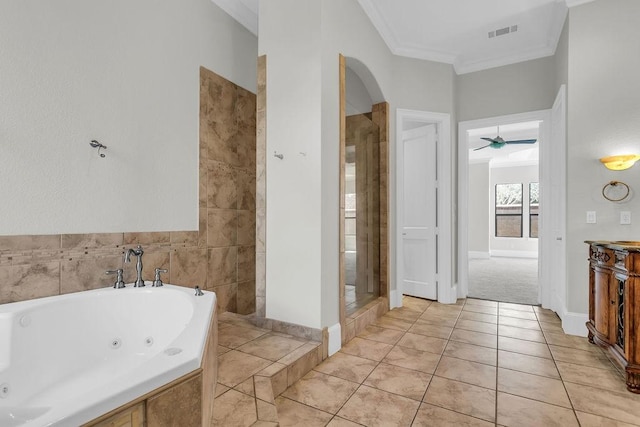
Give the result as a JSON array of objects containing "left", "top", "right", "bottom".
[{"left": 590, "top": 246, "right": 614, "bottom": 267}]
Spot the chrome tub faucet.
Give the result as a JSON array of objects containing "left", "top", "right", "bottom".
[
  {"left": 106, "top": 268, "right": 126, "bottom": 288},
  {"left": 153, "top": 268, "right": 168, "bottom": 287},
  {"left": 124, "top": 245, "right": 145, "bottom": 287}
]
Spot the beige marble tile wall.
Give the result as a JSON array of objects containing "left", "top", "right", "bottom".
[
  {"left": 0, "top": 231, "right": 193, "bottom": 304},
  {"left": 0, "top": 67, "right": 256, "bottom": 315},
  {"left": 200, "top": 66, "right": 257, "bottom": 315},
  {"left": 372, "top": 102, "right": 389, "bottom": 300},
  {"left": 255, "top": 55, "right": 267, "bottom": 318}
]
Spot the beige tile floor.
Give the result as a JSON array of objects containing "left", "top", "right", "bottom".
[
  {"left": 276, "top": 297, "right": 640, "bottom": 427},
  {"left": 213, "top": 312, "right": 322, "bottom": 426},
  {"left": 274, "top": 296, "right": 640, "bottom": 427}
]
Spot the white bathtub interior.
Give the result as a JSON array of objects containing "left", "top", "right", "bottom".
[{"left": 0, "top": 284, "right": 215, "bottom": 427}]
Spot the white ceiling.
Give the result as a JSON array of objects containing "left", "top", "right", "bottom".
[{"left": 211, "top": 0, "right": 595, "bottom": 74}]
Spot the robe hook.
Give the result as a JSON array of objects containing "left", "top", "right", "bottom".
[{"left": 90, "top": 140, "right": 107, "bottom": 158}]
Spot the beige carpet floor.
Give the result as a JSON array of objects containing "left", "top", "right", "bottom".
[{"left": 468, "top": 257, "right": 538, "bottom": 305}]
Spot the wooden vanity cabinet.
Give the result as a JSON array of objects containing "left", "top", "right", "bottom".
[{"left": 587, "top": 241, "right": 640, "bottom": 393}]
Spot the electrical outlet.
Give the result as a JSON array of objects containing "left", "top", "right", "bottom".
[
  {"left": 621, "top": 211, "right": 632, "bottom": 225},
  {"left": 586, "top": 211, "right": 597, "bottom": 224}
]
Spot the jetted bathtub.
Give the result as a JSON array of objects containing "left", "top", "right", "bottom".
[{"left": 0, "top": 284, "right": 216, "bottom": 426}]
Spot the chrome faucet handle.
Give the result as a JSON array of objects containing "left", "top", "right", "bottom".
[
  {"left": 195, "top": 286, "right": 204, "bottom": 296},
  {"left": 124, "top": 245, "right": 145, "bottom": 287},
  {"left": 153, "top": 268, "right": 168, "bottom": 287},
  {"left": 124, "top": 245, "right": 144, "bottom": 262},
  {"left": 106, "top": 269, "right": 126, "bottom": 289}
]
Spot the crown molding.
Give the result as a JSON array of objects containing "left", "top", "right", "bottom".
[
  {"left": 455, "top": 44, "right": 555, "bottom": 75},
  {"left": 359, "top": 0, "right": 568, "bottom": 75},
  {"left": 565, "top": 0, "right": 597, "bottom": 7},
  {"left": 392, "top": 45, "right": 457, "bottom": 65},
  {"left": 357, "top": 0, "right": 402, "bottom": 55},
  {"left": 548, "top": 2, "right": 569, "bottom": 52},
  {"left": 210, "top": 0, "right": 258, "bottom": 35}
]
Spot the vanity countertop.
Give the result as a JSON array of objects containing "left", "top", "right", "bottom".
[{"left": 586, "top": 240, "right": 640, "bottom": 251}]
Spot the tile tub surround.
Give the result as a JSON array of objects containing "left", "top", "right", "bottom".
[{"left": 0, "top": 66, "right": 257, "bottom": 314}]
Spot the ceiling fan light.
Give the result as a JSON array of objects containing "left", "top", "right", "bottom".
[{"left": 600, "top": 154, "right": 640, "bottom": 171}]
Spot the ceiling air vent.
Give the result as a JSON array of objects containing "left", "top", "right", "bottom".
[
  {"left": 488, "top": 25, "right": 518, "bottom": 39},
  {"left": 496, "top": 26, "right": 510, "bottom": 36}
]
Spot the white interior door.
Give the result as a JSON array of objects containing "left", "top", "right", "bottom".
[
  {"left": 398, "top": 125, "right": 438, "bottom": 299},
  {"left": 541, "top": 85, "right": 567, "bottom": 313}
]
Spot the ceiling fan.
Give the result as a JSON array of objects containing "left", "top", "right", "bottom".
[{"left": 474, "top": 126, "right": 537, "bottom": 151}]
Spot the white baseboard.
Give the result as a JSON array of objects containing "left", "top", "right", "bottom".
[
  {"left": 469, "top": 251, "right": 490, "bottom": 259},
  {"left": 389, "top": 289, "right": 402, "bottom": 309},
  {"left": 560, "top": 309, "right": 589, "bottom": 337},
  {"left": 327, "top": 323, "right": 341, "bottom": 356},
  {"left": 456, "top": 281, "right": 467, "bottom": 299},
  {"left": 490, "top": 250, "right": 538, "bottom": 259},
  {"left": 439, "top": 284, "right": 458, "bottom": 304}
]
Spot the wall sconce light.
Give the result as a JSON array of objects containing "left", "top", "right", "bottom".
[{"left": 600, "top": 154, "right": 640, "bottom": 171}]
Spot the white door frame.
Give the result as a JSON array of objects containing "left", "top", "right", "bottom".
[
  {"left": 458, "top": 109, "right": 551, "bottom": 303},
  {"left": 394, "top": 109, "right": 454, "bottom": 308}
]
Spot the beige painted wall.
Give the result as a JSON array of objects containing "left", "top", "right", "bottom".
[
  {"left": 456, "top": 56, "right": 558, "bottom": 123},
  {"left": 0, "top": 1, "right": 258, "bottom": 313},
  {"left": 0, "top": 0, "right": 257, "bottom": 236},
  {"left": 259, "top": 0, "right": 457, "bottom": 330},
  {"left": 468, "top": 163, "right": 490, "bottom": 254},
  {"left": 555, "top": 14, "right": 569, "bottom": 92},
  {"left": 566, "top": 0, "right": 640, "bottom": 313},
  {"left": 0, "top": 68, "right": 257, "bottom": 315}
]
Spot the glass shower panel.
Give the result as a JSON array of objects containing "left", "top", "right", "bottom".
[{"left": 344, "top": 113, "right": 380, "bottom": 316}]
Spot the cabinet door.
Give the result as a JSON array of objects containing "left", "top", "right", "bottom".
[
  {"left": 594, "top": 266, "right": 614, "bottom": 342},
  {"left": 613, "top": 274, "right": 631, "bottom": 360}
]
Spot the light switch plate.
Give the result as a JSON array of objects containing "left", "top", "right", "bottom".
[
  {"left": 586, "top": 211, "right": 597, "bottom": 224},
  {"left": 621, "top": 211, "right": 631, "bottom": 225}
]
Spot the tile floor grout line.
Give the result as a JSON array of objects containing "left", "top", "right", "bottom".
[
  {"left": 417, "top": 299, "right": 468, "bottom": 423},
  {"left": 538, "top": 308, "right": 581, "bottom": 423},
  {"left": 384, "top": 299, "right": 428, "bottom": 424},
  {"left": 336, "top": 302, "right": 426, "bottom": 424},
  {"left": 251, "top": 376, "right": 260, "bottom": 423},
  {"left": 534, "top": 307, "right": 583, "bottom": 425},
  {"left": 419, "top": 298, "right": 501, "bottom": 427},
  {"left": 278, "top": 395, "right": 335, "bottom": 420},
  {"left": 271, "top": 298, "right": 637, "bottom": 426},
  {"left": 412, "top": 299, "right": 438, "bottom": 426}
]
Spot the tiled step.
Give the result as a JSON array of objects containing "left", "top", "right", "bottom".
[{"left": 213, "top": 312, "right": 323, "bottom": 426}]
